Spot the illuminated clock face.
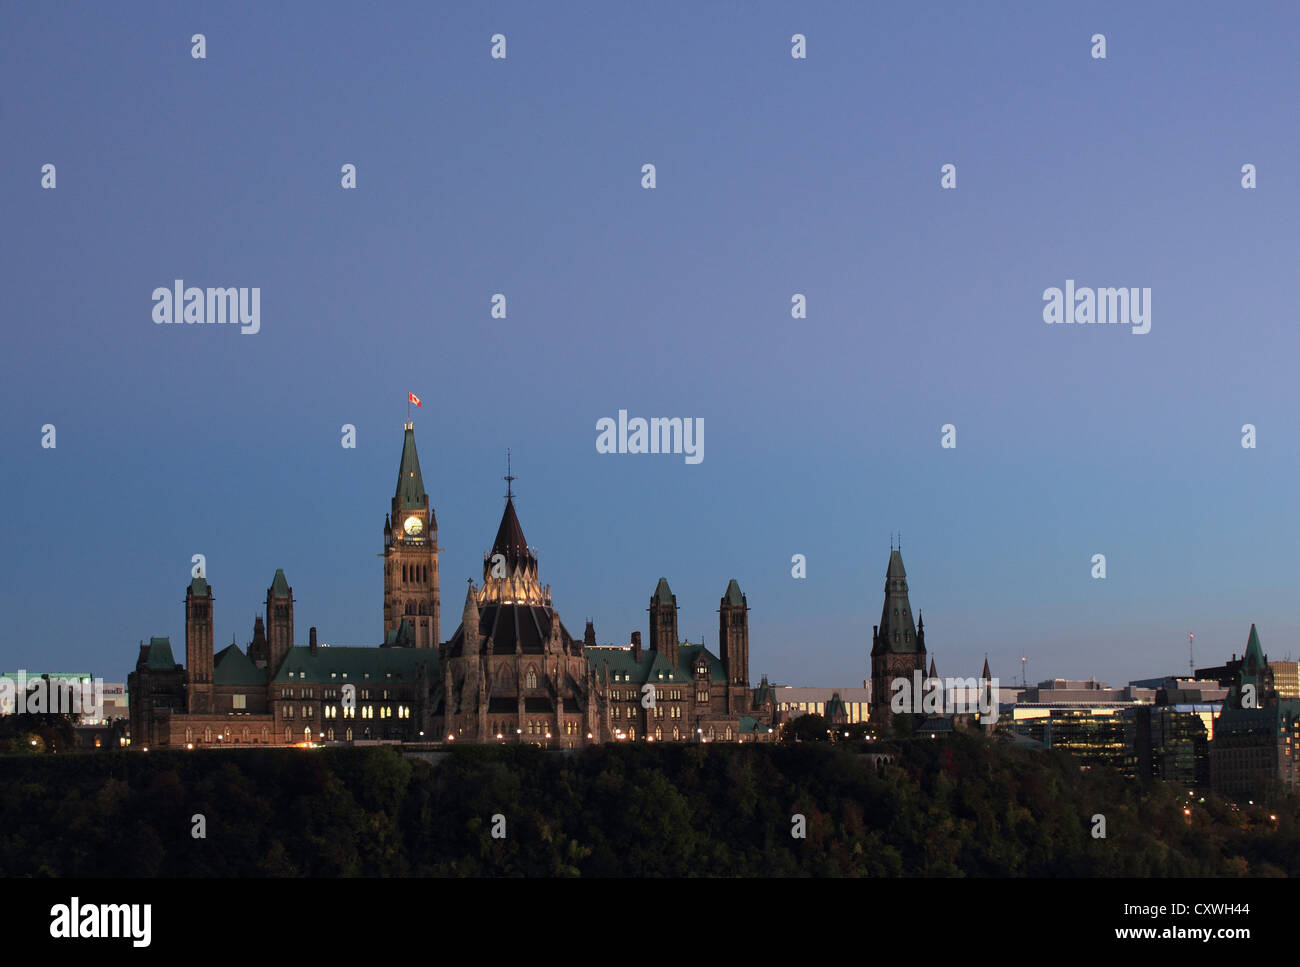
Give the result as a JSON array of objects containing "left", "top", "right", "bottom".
[{"left": 403, "top": 515, "right": 423, "bottom": 536}]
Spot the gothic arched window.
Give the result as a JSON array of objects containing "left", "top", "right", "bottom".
[{"left": 526, "top": 667, "right": 538, "bottom": 689}]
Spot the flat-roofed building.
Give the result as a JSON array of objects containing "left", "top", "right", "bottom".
[{"left": 774, "top": 686, "right": 871, "bottom": 723}]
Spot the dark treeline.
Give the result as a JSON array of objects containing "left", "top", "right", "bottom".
[{"left": 0, "top": 733, "right": 1295, "bottom": 876}]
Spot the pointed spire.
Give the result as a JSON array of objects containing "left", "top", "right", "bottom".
[
  {"left": 395, "top": 424, "right": 427, "bottom": 510},
  {"left": 654, "top": 577, "right": 674, "bottom": 604},
  {"left": 491, "top": 494, "right": 534, "bottom": 571},
  {"left": 462, "top": 579, "right": 479, "bottom": 622},
  {"left": 1245, "top": 623, "right": 1265, "bottom": 664},
  {"left": 270, "top": 568, "right": 290, "bottom": 598},
  {"left": 886, "top": 549, "right": 907, "bottom": 582},
  {"left": 928, "top": 657, "right": 937, "bottom": 679},
  {"left": 723, "top": 579, "right": 745, "bottom": 607},
  {"left": 982, "top": 654, "right": 991, "bottom": 681}
]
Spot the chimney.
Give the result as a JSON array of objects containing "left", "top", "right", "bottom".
[
  {"left": 630, "top": 631, "right": 642, "bottom": 663},
  {"left": 309, "top": 626, "right": 318, "bottom": 655}
]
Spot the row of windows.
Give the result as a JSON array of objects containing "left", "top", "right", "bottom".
[
  {"left": 290, "top": 704, "right": 412, "bottom": 720},
  {"left": 610, "top": 689, "right": 685, "bottom": 702},
  {"left": 282, "top": 687, "right": 402, "bottom": 700},
  {"left": 185, "top": 726, "right": 270, "bottom": 744},
  {"left": 401, "top": 564, "right": 431, "bottom": 585},
  {"left": 284, "top": 672, "right": 403, "bottom": 682},
  {"left": 612, "top": 670, "right": 683, "bottom": 683}
]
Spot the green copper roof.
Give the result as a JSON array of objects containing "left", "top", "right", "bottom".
[
  {"left": 213, "top": 644, "right": 267, "bottom": 686},
  {"left": 825, "top": 692, "right": 847, "bottom": 719},
  {"left": 188, "top": 575, "right": 210, "bottom": 596},
  {"left": 585, "top": 641, "right": 726, "bottom": 684},
  {"left": 1245, "top": 623, "right": 1265, "bottom": 664},
  {"left": 270, "top": 569, "right": 291, "bottom": 598},
  {"left": 723, "top": 579, "right": 744, "bottom": 606},
  {"left": 271, "top": 645, "right": 437, "bottom": 684},
  {"left": 874, "top": 549, "right": 921, "bottom": 655},
  {"left": 395, "top": 426, "right": 427, "bottom": 510},
  {"left": 146, "top": 637, "right": 177, "bottom": 669},
  {"left": 738, "top": 715, "right": 773, "bottom": 735},
  {"left": 653, "top": 578, "right": 674, "bottom": 604}
]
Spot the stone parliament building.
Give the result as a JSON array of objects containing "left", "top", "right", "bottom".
[{"left": 129, "top": 424, "right": 776, "bottom": 749}]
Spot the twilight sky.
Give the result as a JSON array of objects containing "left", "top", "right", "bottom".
[{"left": 3, "top": 1, "right": 1299, "bottom": 688}]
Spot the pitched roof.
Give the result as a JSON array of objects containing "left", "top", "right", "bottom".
[
  {"left": 395, "top": 425, "right": 427, "bottom": 510},
  {"left": 213, "top": 644, "right": 267, "bottom": 686},
  {"left": 825, "top": 692, "right": 848, "bottom": 719},
  {"left": 873, "top": 549, "right": 921, "bottom": 655},
  {"left": 146, "top": 637, "right": 178, "bottom": 670},
  {"left": 445, "top": 601, "right": 576, "bottom": 657},
  {"left": 271, "top": 645, "right": 437, "bottom": 684},
  {"left": 1245, "top": 623, "right": 1266, "bottom": 665},
  {"left": 739, "top": 715, "right": 774, "bottom": 735},
  {"left": 653, "top": 578, "right": 674, "bottom": 604},
  {"left": 491, "top": 497, "right": 534, "bottom": 569},
  {"left": 270, "top": 569, "right": 291, "bottom": 598},
  {"left": 723, "top": 579, "right": 744, "bottom": 607},
  {"left": 188, "top": 575, "right": 210, "bottom": 596},
  {"left": 584, "top": 641, "right": 727, "bottom": 684}
]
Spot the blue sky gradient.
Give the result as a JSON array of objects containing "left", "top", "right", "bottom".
[{"left": 3, "top": 1, "right": 1299, "bottom": 687}]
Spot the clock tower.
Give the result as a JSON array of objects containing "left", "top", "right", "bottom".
[{"left": 383, "top": 423, "right": 440, "bottom": 648}]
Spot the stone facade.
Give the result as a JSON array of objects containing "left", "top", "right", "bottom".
[{"left": 128, "top": 424, "right": 775, "bottom": 748}]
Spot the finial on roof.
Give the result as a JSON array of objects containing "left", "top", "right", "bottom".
[{"left": 504, "top": 449, "right": 515, "bottom": 500}]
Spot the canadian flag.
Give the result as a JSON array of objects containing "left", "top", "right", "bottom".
[{"left": 408, "top": 392, "right": 422, "bottom": 407}]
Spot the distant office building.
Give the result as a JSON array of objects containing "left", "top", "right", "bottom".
[
  {"left": 99, "top": 683, "right": 129, "bottom": 721},
  {"left": 1269, "top": 661, "right": 1299, "bottom": 700},
  {"left": 0, "top": 671, "right": 102, "bottom": 721},
  {"left": 1126, "top": 705, "right": 1212, "bottom": 785},
  {"left": 1018, "top": 679, "right": 1155, "bottom": 705},
  {"left": 998, "top": 679, "right": 1153, "bottom": 767},
  {"left": 1210, "top": 625, "right": 1300, "bottom": 802},
  {"left": 772, "top": 686, "right": 870, "bottom": 724}
]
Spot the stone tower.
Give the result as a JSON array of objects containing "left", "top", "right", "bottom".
[
  {"left": 384, "top": 423, "right": 440, "bottom": 648},
  {"left": 649, "top": 577, "right": 679, "bottom": 666},
  {"left": 266, "top": 568, "right": 294, "bottom": 677},
  {"left": 869, "top": 549, "right": 927, "bottom": 730},
  {"left": 719, "top": 579, "right": 750, "bottom": 713},
  {"left": 185, "top": 574, "right": 214, "bottom": 713}
]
